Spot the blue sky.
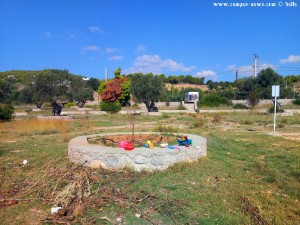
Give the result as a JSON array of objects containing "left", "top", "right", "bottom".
[{"left": 1, "top": 0, "right": 299, "bottom": 81}]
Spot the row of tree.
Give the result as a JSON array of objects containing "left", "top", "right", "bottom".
[
  {"left": 0, "top": 69, "right": 96, "bottom": 115},
  {"left": 1, "top": 67, "right": 299, "bottom": 115}
]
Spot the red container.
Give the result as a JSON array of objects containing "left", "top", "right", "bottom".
[{"left": 124, "top": 142, "right": 134, "bottom": 150}]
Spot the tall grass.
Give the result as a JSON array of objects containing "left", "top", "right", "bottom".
[
  {"left": 153, "top": 123, "right": 179, "bottom": 133},
  {"left": 11, "top": 119, "right": 69, "bottom": 140}
]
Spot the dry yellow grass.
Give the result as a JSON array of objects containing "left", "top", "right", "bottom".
[{"left": 11, "top": 119, "right": 69, "bottom": 138}]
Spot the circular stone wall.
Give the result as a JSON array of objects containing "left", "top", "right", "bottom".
[{"left": 68, "top": 132, "right": 207, "bottom": 172}]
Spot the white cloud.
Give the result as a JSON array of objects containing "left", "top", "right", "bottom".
[
  {"left": 136, "top": 45, "right": 146, "bottom": 52},
  {"left": 231, "top": 63, "right": 275, "bottom": 77},
  {"left": 124, "top": 54, "right": 196, "bottom": 74},
  {"left": 279, "top": 55, "right": 300, "bottom": 63},
  {"left": 109, "top": 55, "right": 124, "bottom": 61},
  {"left": 88, "top": 26, "right": 104, "bottom": 33},
  {"left": 256, "top": 63, "right": 275, "bottom": 71},
  {"left": 81, "top": 45, "right": 100, "bottom": 53},
  {"left": 194, "top": 70, "right": 217, "bottom": 81},
  {"left": 106, "top": 48, "right": 118, "bottom": 54}
]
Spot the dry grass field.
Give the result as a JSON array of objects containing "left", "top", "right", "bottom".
[{"left": 0, "top": 109, "right": 299, "bottom": 224}]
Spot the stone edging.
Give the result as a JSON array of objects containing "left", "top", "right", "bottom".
[{"left": 68, "top": 132, "right": 207, "bottom": 172}]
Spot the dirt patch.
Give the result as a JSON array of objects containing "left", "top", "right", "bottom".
[
  {"left": 241, "top": 196, "right": 269, "bottom": 225},
  {"left": 276, "top": 132, "right": 300, "bottom": 142},
  {"left": 88, "top": 134, "right": 179, "bottom": 147}
]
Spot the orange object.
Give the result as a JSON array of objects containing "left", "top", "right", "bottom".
[{"left": 148, "top": 143, "right": 154, "bottom": 149}]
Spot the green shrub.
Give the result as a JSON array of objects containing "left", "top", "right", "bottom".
[
  {"left": 233, "top": 103, "right": 248, "bottom": 109},
  {"left": 65, "top": 101, "right": 77, "bottom": 108},
  {"left": 153, "top": 124, "right": 179, "bottom": 133},
  {"left": 293, "top": 97, "right": 300, "bottom": 105},
  {"left": 199, "top": 94, "right": 230, "bottom": 107},
  {"left": 243, "top": 119, "right": 253, "bottom": 124},
  {"left": 0, "top": 104, "right": 14, "bottom": 121},
  {"left": 268, "top": 106, "right": 284, "bottom": 114},
  {"left": 100, "top": 101, "right": 121, "bottom": 114},
  {"left": 43, "top": 102, "right": 52, "bottom": 108},
  {"left": 177, "top": 105, "right": 187, "bottom": 110},
  {"left": 279, "top": 118, "right": 288, "bottom": 124},
  {"left": 162, "top": 113, "right": 171, "bottom": 119}
]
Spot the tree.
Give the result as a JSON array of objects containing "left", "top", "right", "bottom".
[
  {"left": 237, "top": 77, "right": 256, "bottom": 99},
  {"left": 0, "top": 103, "right": 14, "bottom": 121},
  {"left": 0, "top": 79, "right": 14, "bottom": 103},
  {"left": 29, "top": 73, "right": 53, "bottom": 108},
  {"left": 100, "top": 69, "right": 131, "bottom": 106},
  {"left": 114, "top": 67, "right": 121, "bottom": 78},
  {"left": 87, "top": 78, "right": 100, "bottom": 91},
  {"left": 248, "top": 90, "right": 259, "bottom": 108},
  {"left": 118, "top": 76, "right": 131, "bottom": 106},
  {"left": 206, "top": 80, "right": 217, "bottom": 90},
  {"left": 101, "top": 79, "right": 122, "bottom": 102},
  {"left": 158, "top": 74, "right": 167, "bottom": 83},
  {"left": 256, "top": 68, "right": 283, "bottom": 99},
  {"left": 97, "top": 81, "right": 107, "bottom": 96},
  {"left": 130, "top": 73, "right": 165, "bottom": 112},
  {"left": 71, "top": 77, "right": 94, "bottom": 107},
  {"left": 28, "top": 70, "right": 93, "bottom": 115}
]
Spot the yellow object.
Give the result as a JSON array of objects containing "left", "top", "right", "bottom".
[{"left": 147, "top": 140, "right": 151, "bottom": 145}]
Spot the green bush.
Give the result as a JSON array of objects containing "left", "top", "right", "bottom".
[
  {"left": 293, "top": 97, "right": 300, "bottom": 105},
  {"left": 65, "top": 101, "right": 76, "bottom": 108},
  {"left": 177, "top": 105, "right": 187, "bottom": 110},
  {"left": 192, "top": 119, "right": 205, "bottom": 128},
  {"left": 100, "top": 101, "right": 121, "bottom": 114},
  {"left": 153, "top": 124, "right": 179, "bottom": 133},
  {"left": 233, "top": 103, "right": 248, "bottom": 109},
  {"left": 199, "top": 93, "right": 230, "bottom": 107},
  {"left": 162, "top": 113, "right": 171, "bottom": 119},
  {"left": 243, "top": 119, "right": 253, "bottom": 125},
  {"left": 0, "top": 104, "right": 14, "bottom": 121},
  {"left": 43, "top": 102, "right": 52, "bottom": 108},
  {"left": 268, "top": 105, "right": 284, "bottom": 114}
]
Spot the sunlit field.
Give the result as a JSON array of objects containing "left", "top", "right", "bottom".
[{"left": 0, "top": 109, "right": 299, "bottom": 224}]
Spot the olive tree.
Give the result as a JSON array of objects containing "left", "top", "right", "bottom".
[
  {"left": 29, "top": 70, "right": 93, "bottom": 115},
  {"left": 130, "top": 73, "right": 165, "bottom": 112}
]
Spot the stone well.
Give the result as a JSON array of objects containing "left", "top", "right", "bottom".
[{"left": 68, "top": 132, "right": 207, "bottom": 172}]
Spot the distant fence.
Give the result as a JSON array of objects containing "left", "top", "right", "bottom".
[{"left": 231, "top": 99, "right": 294, "bottom": 106}]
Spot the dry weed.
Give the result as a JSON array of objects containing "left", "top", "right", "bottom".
[{"left": 11, "top": 119, "right": 69, "bottom": 137}]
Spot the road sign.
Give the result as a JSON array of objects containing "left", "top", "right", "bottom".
[
  {"left": 272, "top": 85, "right": 280, "bottom": 135},
  {"left": 272, "top": 85, "right": 280, "bottom": 97}
]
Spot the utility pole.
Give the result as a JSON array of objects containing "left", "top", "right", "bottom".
[
  {"left": 105, "top": 67, "right": 108, "bottom": 82},
  {"left": 253, "top": 54, "right": 259, "bottom": 78},
  {"left": 236, "top": 70, "right": 239, "bottom": 81}
]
